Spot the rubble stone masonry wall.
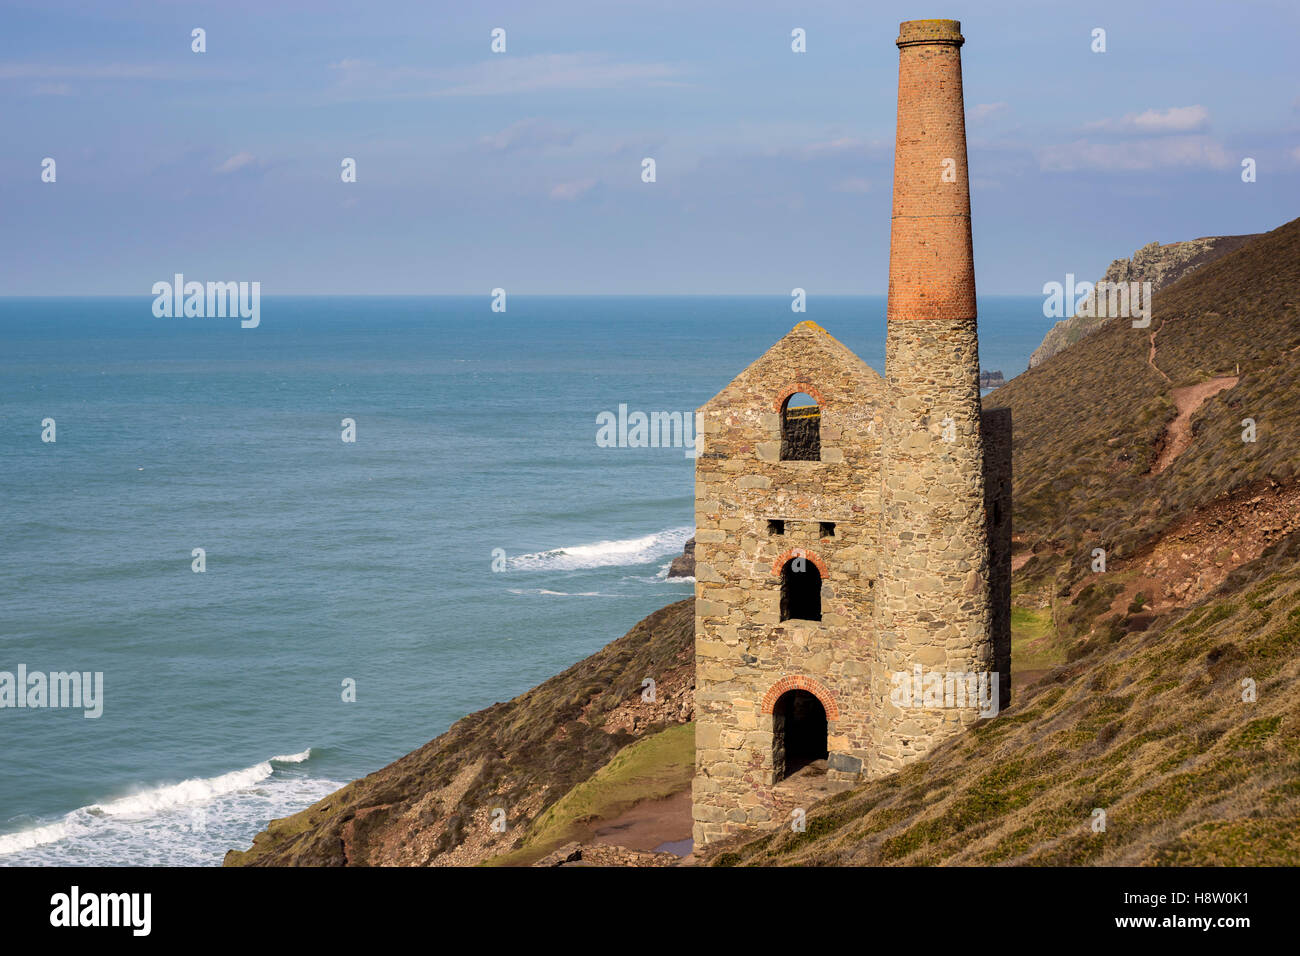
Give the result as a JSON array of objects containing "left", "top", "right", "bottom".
[{"left": 691, "top": 324, "right": 882, "bottom": 845}]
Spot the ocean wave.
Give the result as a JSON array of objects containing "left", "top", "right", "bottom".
[
  {"left": 270, "top": 748, "right": 312, "bottom": 764},
  {"left": 0, "top": 819, "right": 75, "bottom": 855},
  {"left": 507, "top": 588, "right": 620, "bottom": 597},
  {"left": 86, "top": 763, "right": 276, "bottom": 819},
  {"left": 508, "top": 526, "right": 691, "bottom": 572},
  {"left": 653, "top": 561, "right": 695, "bottom": 584},
  {"left": 0, "top": 750, "right": 324, "bottom": 861}
]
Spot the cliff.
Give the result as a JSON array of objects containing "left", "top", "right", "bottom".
[{"left": 1028, "top": 233, "right": 1261, "bottom": 368}]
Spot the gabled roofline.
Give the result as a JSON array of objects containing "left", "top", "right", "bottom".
[{"left": 698, "top": 320, "right": 883, "bottom": 412}]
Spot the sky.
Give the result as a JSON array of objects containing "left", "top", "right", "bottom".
[{"left": 2, "top": 0, "right": 1297, "bottom": 294}]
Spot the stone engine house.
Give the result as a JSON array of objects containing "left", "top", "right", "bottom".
[{"left": 691, "top": 19, "right": 1012, "bottom": 846}]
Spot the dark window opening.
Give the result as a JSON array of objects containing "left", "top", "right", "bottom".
[
  {"left": 819, "top": 521, "right": 836, "bottom": 538},
  {"left": 780, "top": 557, "right": 822, "bottom": 622},
  {"left": 768, "top": 519, "right": 785, "bottom": 535},
  {"left": 780, "top": 392, "right": 820, "bottom": 461},
  {"left": 993, "top": 501, "right": 1003, "bottom": 525},
  {"left": 772, "top": 689, "right": 829, "bottom": 782}
]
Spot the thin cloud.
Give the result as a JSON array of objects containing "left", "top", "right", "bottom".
[
  {"left": 215, "top": 152, "right": 257, "bottom": 174},
  {"left": 1038, "top": 135, "right": 1233, "bottom": 172},
  {"left": 796, "top": 137, "right": 866, "bottom": 157},
  {"left": 968, "top": 102, "right": 1008, "bottom": 123},
  {"left": 550, "top": 178, "right": 597, "bottom": 201},
  {"left": 482, "top": 118, "right": 579, "bottom": 152},
  {"left": 433, "top": 53, "right": 686, "bottom": 97},
  {"left": 327, "top": 53, "right": 687, "bottom": 100},
  {"left": 1085, "top": 105, "right": 1209, "bottom": 134},
  {"left": 834, "top": 177, "right": 872, "bottom": 193},
  {"left": 0, "top": 62, "right": 173, "bottom": 80},
  {"left": 763, "top": 136, "right": 888, "bottom": 162}
]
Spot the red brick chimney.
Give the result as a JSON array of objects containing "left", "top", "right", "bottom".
[
  {"left": 873, "top": 19, "right": 993, "bottom": 774},
  {"left": 887, "top": 18, "right": 975, "bottom": 323}
]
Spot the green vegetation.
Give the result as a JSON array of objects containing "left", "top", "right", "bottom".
[
  {"left": 707, "top": 540, "right": 1300, "bottom": 865},
  {"left": 1010, "top": 605, "right": 1062, "bottom": 670},
  {"left": 487, "top": 722, "right": 695, "bottom": 866}
]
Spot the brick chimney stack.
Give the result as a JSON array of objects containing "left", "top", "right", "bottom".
[{"left": 873, "top": 19, "right": 993, "bottom": 773}]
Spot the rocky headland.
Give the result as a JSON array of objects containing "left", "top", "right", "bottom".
[{"left": 1028, "top": 233, "right": 1261, "bottom": 368}]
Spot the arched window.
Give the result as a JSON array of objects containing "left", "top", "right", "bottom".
[
  {"left": 780, "top": 556, "right": 821, "bottom": 622},
  {"left": 771, "top": 689, "right": 828, "bottom": 782},
  {"left": 780, "top": 392, "right": 820, "bottom": 461}
]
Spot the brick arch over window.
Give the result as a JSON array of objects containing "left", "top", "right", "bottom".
[
  {"left": 770, "top": 548, "right": 829, "bottom": 578},
  {"left": 772, "top": 382, "right": 827, "bottom": 413},
  {"left": 761, "top": 675, "right": 840, "bottom": 721}
]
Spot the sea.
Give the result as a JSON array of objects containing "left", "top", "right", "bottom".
[{"left": 0, "top": 294, "right": 1046, "bottom": 865}]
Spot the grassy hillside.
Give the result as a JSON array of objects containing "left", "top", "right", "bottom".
[
  {"left": 225, "top": 599, "right": 694, "bottom": 866},
  {"left": 707, "top": 216, "right": 1300, "bottom": 866},
  {"left": 707, "top": 533, "right": 1300, "bottom": 865},
  {"left": 988, "top": 216, "right": 1300, "bottom": 581}
]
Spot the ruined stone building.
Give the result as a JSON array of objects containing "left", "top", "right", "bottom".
[{"left": 692, "top": 19, "right": 1012, "bottom": 845}]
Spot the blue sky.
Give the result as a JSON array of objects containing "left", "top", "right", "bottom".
[{"left": 2, "top": 0, "right": 1297, "bottom": 294}]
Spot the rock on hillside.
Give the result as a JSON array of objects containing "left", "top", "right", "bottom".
[
  {"left": 667, "top": 536, "right": 696, "bottom": 578},
  {"left": 224, "top": 599, "right": 694, "bottom": 866},
  {"left": 1028, "top": 233, "right": 1262, "bottom": 368}
]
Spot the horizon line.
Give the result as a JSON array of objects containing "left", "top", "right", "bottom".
[{"left": 0, "top": 291, "right": 1044, "bottom": 298}]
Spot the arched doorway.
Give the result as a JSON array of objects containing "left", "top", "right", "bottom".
[{"left": 771, "top": 689, "right": 829, "bottom": 782}]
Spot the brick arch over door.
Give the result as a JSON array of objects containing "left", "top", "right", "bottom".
[
  {"left": 770, "top": 547, "right": 829, "bottom": 578},
  {"left": 760, "top": 675, "right": 840, "bottom": 721},
  {"left": 772, "top": 382, "right": 827, "bottom": 413}
]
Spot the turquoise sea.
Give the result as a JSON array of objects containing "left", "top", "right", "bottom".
[{"left": 0, "top": 294, "right": 1045, "bottom": 865}]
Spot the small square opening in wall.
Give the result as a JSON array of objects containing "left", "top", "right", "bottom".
[
  {"left": 768, "top": 519, "right": 785, "bottom": 535},
  {"left": 820, "top": 521, "right": 836, "bottom": 538}
]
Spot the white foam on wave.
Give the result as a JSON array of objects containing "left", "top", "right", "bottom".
[
  {"left": 654, "top": 561, "right": 695, "bottom": 584},
  {"left": 87, "top": 762, "right": 276, "bottom": 819},
  {"left": 509, "top": 526, "right": 692, "bottom": 572},
  {"left": 0, "top": 819, "right": 75, "bottom": 855},
  {"left": 0, "top": 749, "right": 332, "bottom": 865},
  {"left": 507, "top": 588, "right": 618, "bottom": 597},
  {"left": 270, "top": 748, "right": 312, "bottom": 764}
]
